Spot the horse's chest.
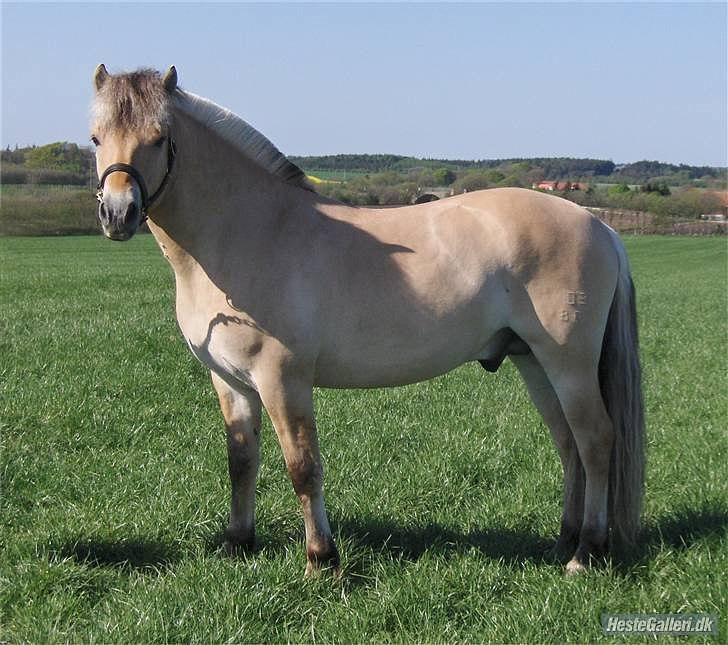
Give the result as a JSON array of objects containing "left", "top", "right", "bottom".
[{"left": 178, "top": 311, "right": 261, "bottom": 392}]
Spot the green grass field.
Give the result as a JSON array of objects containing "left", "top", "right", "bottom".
[
  {"left": 0, "top": 185, "right": 98, "bottom": 236},
  {"left": 1, "top": 235, "right": 726, "bottom": 642}
]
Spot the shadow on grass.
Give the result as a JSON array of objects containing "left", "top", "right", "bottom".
[
  {"left": 618, "top": 501, "right": 728, "bottom": 567},
  {"left": 203, "top": 524, "right": 303, "bottom": 558},
  {"left": 644, "top": 503, "right": 727, "bottom": 548},
  {"left": 47, "top": 503, "right": 725, "bottom": 578},
  {"left": 335, "top": 516, "right": 552, "bottom": 571},
  {"left": 48, "top": 536, "right": 182, "bottom": 573},
  {"left": 335, "top": 501, "right": 727, "bottom": 578}
]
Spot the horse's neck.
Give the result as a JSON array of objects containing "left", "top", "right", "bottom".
[{"left": 148, "top": 111, "right": 313, "bottom": 282}]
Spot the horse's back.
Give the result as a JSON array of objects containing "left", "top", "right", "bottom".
[
  {"left": 353, "top": 187, "right": 617, "bottom": 306},
  {"left": 361, "top": 187, "right": 608, "bottom": 262}
]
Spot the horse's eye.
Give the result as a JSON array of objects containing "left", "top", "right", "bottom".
[
  {"left": 90, "top": 136, "right": 100, "bottom": 147},
  {"left": 153, "top": 136, "right": 166, "bottom": 148}
]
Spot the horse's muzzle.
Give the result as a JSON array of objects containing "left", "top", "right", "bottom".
[{"left": 98, "top": 197, "right": 141, "bottom": 241}]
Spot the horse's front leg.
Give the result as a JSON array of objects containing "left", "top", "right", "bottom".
[
  {"left": 211, "top": 372, "right": 262, "bottom": 553},
  {"left": 261, "top": 380, "right": 339, "bottom": 576}
]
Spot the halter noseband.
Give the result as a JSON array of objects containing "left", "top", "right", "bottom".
[{"left": 96, "top": 138, "right": 176, "bottom": 223}]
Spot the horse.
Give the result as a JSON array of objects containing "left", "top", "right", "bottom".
[{"left": 91, "top": 64, "right": 644, "bottom": 576}]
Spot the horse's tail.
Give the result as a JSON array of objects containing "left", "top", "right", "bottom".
[{"left": 600, "top": 228, "right": 645, "bottom": 547}]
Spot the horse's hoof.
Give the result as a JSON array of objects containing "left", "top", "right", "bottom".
[
  {"left": 565, "top": 557, "right": 587, "bottom": 575},
  {"left": 304, "top": 551, "right": 341, "bottom": 578},
  {"left": 304, "top": 539, "right": 341, "bottom": 578},
  {"left": 305, "top": 559, "right": 342, "bottom": 579},
  {"left": 223, "top": 533, "right": 255, "bottom": 556}
]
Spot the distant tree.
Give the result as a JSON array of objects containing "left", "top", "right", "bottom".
[
  {"left": 0, "top": 164, "right": 27, "bottom": 184},
  {"left": 412, "top": 168, "right": 435, "bottom": 186},
  {"left": 609, "top": 183, "right": 632, "bottom": 195},
  {"left": 432, "top": 168, "right": 456, "bottom": 186},
  {"left": 640, "top": 181, "right": 671, "bottom": 196},
  {"left": 369, "top": 171, "right": 403, "bottom": 186},
  {"left": 671, "top": 188, "right": 722, "bottom": 218},
  {"left": 500, "top": 174, "right": 524, "bottom": 188},
  {"left": 485, "top": 169, "right": 506, "bottom": 184},
  {"left": 1, "top": 146, "right": 26, "bottom": 165},
  {"left": 26, "top": 142, "right": 85, "bottom": 174},
  {"left": 452, "top": 170, "right": 492, "bottom": 193},
  {"left": 378, "top": 183, "right": 418, "bottom": 204}
]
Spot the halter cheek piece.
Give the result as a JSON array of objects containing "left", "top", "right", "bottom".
[{"left": 96, "top": 138, "right": 176, "bottom": 224}]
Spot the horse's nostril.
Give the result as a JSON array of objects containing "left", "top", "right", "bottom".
[
  {"left": 98, "top": 202, "right": 110, "bottom": 224},
  {"left": 125, "top": 202, "right": 138, "bottom": 222}
]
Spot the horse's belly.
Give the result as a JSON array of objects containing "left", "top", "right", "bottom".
[
  {"left": 313, "top": 357, "right": 465, "bottom": 388},
  {"left": 313, "top": 314, "right": 497, "bottom": 388}
]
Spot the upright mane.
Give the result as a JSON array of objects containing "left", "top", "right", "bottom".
[
  {"left": 172, "top": 89, "right": 312, "bottom": 190},
  {"left": 93, "top": 68, "right": 170, "bottom": 133},
  {"left": 92, "top": 68, "right": 312, "bottom": 191}
]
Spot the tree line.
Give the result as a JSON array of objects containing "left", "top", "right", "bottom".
[
  {"left": 1, "top": 142, "right": 95, "bottom": 185},
  {"left": 3, "top": 143, "right": 723, "bottom": 188},
  {"left": 291, "top": 154, "right": 618, "bottom": 178},
  {"left": 2, "top": 143, "right": 724, "bottom": 222},
  {"left": 300, "top": 155, "right": 725, "bottom": 217},
  {"left": 291, "top": 154, "right": 726, "bottom": 185}
]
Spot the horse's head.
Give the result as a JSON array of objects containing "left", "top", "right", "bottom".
[{"left": 91, "top": 64, "right": 178, "bottom": 241}]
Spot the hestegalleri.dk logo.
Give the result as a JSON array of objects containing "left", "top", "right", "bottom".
[{"left": 602, "top": 613, "right": 718, "bottom": 636}]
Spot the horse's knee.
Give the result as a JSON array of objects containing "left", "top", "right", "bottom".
[
  {"left": 227, "top": 427, "right": 257, "bottom": 456},
  {"left": 226, "top": 426, "right": 259, "bottom": 472},
  {"left": 227, "top": 422, "right": 259, "bottom": 445}
]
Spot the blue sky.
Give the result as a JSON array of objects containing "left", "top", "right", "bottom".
[{"left": 2, "top": 2, "right": 726, "bottom": 166}]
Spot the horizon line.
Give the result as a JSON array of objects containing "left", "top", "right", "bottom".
[{"left": 3, "top": 139, "right": 726, "bottom": 170}]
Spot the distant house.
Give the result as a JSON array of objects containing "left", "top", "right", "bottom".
[{"left": 532, "top": 181, "right": 589, "bottom": 192}]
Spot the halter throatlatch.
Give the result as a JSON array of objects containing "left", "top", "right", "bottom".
[{"left": 96, "top": 138, "right": 176, "bottom": 223}]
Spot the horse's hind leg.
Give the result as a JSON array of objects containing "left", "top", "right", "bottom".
[
  {"left": 510, "top": 353, "right": 584, "bottom": 561},
  {"left": 544, "top": 361, "right": 614, "bottom": 574},
  {"left": 211, "top": 372, "right": 262, "bottom": 553}
]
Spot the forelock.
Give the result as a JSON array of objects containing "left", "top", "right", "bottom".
[{"left": 92, "top": 68, "right": 170, "bottom": 133}]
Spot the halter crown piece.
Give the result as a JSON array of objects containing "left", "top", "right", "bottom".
[{"left": 96, "top": 138, "right": 176, "bottom": 224}]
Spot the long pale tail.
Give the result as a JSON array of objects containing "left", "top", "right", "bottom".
[{"left": 600, "top": 229, "right": 645, "bottom": 546}]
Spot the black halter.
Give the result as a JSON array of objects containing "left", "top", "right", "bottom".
[{"left": 96, "top": 138, "right": 176, "bottom": 223}]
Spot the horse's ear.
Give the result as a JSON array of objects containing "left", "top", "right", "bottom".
[
  {"left": 94, "top": 64, "right": 109, "bottom": 91},
  {"left": 163, "top": 66, "right": 178, "bottom": 92}
]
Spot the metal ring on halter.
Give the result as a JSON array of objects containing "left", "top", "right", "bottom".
[{"left": 96, "top": 138, "right": 176, "bottom": 223}]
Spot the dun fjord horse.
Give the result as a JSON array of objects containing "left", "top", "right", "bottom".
[{"left": 92, "top": 65, "right": 644, "bottom": 575}]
